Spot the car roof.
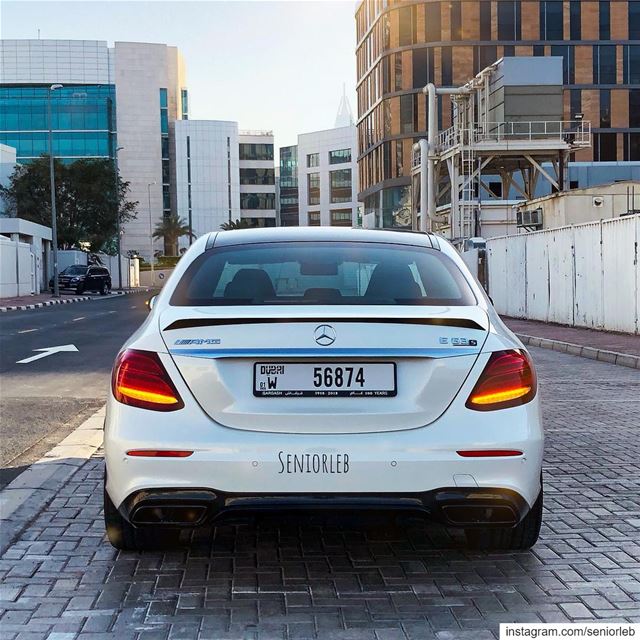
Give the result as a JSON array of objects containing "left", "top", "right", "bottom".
[{"left": 206, "top": 227, "right": 440, "bottom": 250}]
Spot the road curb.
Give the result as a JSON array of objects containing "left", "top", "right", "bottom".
[
  {"left": 517, "top": 333, "right": 640, "bottom": 370},
  {"left": 0, "top": 288, "right": 149, "bottom": 312},
  {"left": 0, "top": 406, "right": 105, "bottom": 556}
]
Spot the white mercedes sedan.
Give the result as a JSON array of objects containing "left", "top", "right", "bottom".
[{"left": 104, "top": 227, "right": 543, "bottom": 551}]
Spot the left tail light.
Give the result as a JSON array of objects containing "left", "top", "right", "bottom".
[
  {"left": 112, "top": 349, "right": 184, "bottom": 411},
  {"left": 466, "top": 349, "right": 537, "bottom": 411}
]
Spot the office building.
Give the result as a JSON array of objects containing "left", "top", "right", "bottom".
[
  {"left": 278, "top": 145, "right": 299, "bottom": 226},
  {"left": 174, "top": 122, "right": 275, "bottom": 247},
  {"left": 355, "top": 0, "right": 640, "bottom": 227},
  {"left": 238, "top": 131, "right": 277, "bottom": 227},
  {"left": 0, "top": 39, "right": 188, "bottom": 259},
  {"left": 297, "top": 125, "right": 358, "bottom": 226}
]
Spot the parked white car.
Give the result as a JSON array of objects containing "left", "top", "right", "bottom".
[{"left": 104, "top": 227, "right": 543, "bottom": 551}]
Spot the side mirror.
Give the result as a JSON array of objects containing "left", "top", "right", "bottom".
[{"left": 146, "top": 295, "right": 157, "bottom": 311}]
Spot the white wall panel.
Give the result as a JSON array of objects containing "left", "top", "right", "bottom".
[
  {"left": 486, "top": 214, "right": 639, "bottom": 334},
  {"left": 602, "top": 216, "right": 639, "bottom": 334}
]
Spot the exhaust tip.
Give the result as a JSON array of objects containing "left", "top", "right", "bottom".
[
  {"left": 131, "top": 505, "right": 208, "bottom": 526},
  {"left": 441, "top": 504, "right": 517, "bottom": 526}
]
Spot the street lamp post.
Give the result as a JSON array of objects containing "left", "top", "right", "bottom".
[
  {"left": 48, "top": 83, "right": 63, "bottom": 297},
  {"left": 147, "top": 182, "right": 156, "bottom": 286},
  {"left": 114, "top": 146, "right": 124, "bottom": 290}
]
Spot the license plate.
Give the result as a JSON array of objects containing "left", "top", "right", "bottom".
[{"left": 254, "top": 362, "right": 396, "bottom": 397}]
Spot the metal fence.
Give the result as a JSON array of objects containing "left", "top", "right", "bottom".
[{"left": 486, "top": 214, "right": 640, "bottom": 334}]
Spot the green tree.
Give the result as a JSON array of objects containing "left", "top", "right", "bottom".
[
  {"left": 153, "top": 213, "right": 195, "bottom": 256},
  {"left": 220, "top": 218, "right": 251, "bottom": 231},
  {"left": 0, "top": 156, "right": 138, "bottom": 253}
]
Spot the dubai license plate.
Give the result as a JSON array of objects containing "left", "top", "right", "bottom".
[{"left": 254, "top": 362, "right": 396, "bottom": 397}]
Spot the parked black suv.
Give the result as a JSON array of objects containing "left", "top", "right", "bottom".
[{"left": 50, "top": 265, "right": 112, "bottom": 295}]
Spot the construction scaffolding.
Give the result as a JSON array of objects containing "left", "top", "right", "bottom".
[{"left": 412, "top": 57, "right": 592, "bottom": 245}]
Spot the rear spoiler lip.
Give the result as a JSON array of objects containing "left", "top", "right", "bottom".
[{"left": 163, "top": 317, "right": 486, "bottom": 332}]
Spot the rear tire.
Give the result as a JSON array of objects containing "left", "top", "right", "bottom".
[
  {"left": 103, "top": 482, "right": 179, "bottom": 551},
  {"left": 99, "top": 282, "right": 108, "bottom": 296},
  {"left": 464, "top": 486, "right": 543, "bottom": 551}
]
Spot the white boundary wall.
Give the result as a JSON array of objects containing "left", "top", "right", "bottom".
[
  {"left": 0, "top": 235, "right": 32, "bottom": 297},
  {"left": 487, "top": 215, "right": 640, "bottom": 334}
]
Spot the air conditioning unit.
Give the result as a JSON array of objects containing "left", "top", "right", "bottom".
[
  {"left": 592, "top": 196, "right": 605, "bottom": 208},
  {"left": 516, "top": 208, "right": 543, "bottom": 229}
]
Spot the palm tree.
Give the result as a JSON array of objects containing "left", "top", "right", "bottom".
[
  {"left": 153, "top": 213, "right": 195, "bottom": 256},
  {"left": 220, "top": 218, "right": 252, "bottom": 231}
]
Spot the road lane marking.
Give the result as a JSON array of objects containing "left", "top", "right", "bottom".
[
  {"left": 18, "top": 328, "right": 38, "bottom": 334},
  {"left": 72, "top": 316, "right": 86, "bottom": 322},
  {"left": 17, "top": 344, "right": 79, "bottom": 364}
]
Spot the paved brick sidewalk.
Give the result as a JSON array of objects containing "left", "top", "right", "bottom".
[
  {"left": 503, "top": 318, "right": 640, "bottom": 358},
  {"left": 1, "top": 348, "right": 639, "bottom": 639}
]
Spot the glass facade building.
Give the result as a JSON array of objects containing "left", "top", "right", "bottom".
[
  {"left": 356, "top": 0, "right": 640, "bottom": 227},
  {"left": 0, "top": 84, "right": 116, "bottom": 163},
  {"left": 279, "top": 145, "right": 299, "bottom": 226}
]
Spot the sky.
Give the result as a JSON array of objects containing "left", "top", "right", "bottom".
[{"left": 1, "top": 0, "right": 358, "bottom": 150}]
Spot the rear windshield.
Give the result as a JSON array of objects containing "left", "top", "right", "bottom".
[
  {"left": 170, "top": 242, "right": 476, "bottom": 307},
  {"left": 62, "top": 266, "right": 87, "bottom": 275}
]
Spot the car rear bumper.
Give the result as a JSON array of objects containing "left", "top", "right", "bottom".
[
  {"left": 117, "top": 485, "right": 533, "bottom": 529},
  {"left": 104, "top": 392, "right": 544, "bottom": 516}
]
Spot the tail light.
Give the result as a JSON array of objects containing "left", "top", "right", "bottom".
[
  {"left": 112, "top": 349, "right": 184, "bottom": 411},
  {"left": 466, "top": 350, "right": 536, "bottom": 411}
]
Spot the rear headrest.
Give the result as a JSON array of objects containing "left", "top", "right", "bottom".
[
  {"left": 365, "top": 263, "right": 421, "bottom": 300},
  {"left": 224, "top": 268, "right": 276, "bottom": 302}
]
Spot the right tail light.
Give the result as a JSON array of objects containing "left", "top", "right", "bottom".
[{"left": 466, "top": 350, "right": 537, "bottom": 411}]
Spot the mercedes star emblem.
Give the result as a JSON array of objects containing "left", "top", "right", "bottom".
[{"left": 314, "top": 324, "right": 336, "bottom": 346}]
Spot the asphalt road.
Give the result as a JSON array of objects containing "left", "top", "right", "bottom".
[{"left": 0, "top": 292, "right": 150, "bottom": 487}]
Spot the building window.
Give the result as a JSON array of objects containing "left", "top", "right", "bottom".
[
  {"left": 480, "top": 0, "right": 492, "bottom": 40},
  {"left": 413, "top": 48, "right": 428, "bottom": 88},
  {"left": 570, "top": 89, "right": 582, "bottom": 119},
  {"left": 628, "top": 133, "right": 640, "bottom": 161},
  {"left": 307, "top": 152, "right": 319, "bottom": 167},
  {"left": 308, "top": 172, "right": 320, "bottom": 205},
  {"left": 181, "top": 89, "right": 189, "bottom": 120},
  {"left": 497, "top": 1, "right": 520, "bottom": 41},
  {"left": 240, "top": 192, "right": 276, "bottom": 210},
  {"left": 624, "top": 46, "right": 640, "bottom": 84},
  {"left": 476, "top": 46, "right": 498, "bottom": 73},
  {"left": 400, "top": 94, "right": 413, "bottom": 133},
  {"left": 570, "top": 1, "right": 581, "bottom": 40},
  {"left": 329, "top": 148, "right": 351, "bottom": 164},
  {"left": 540, "top": 1, "right": 563, "bottom": 40},
  {"left": 594, "top": 133, "right": 617, "bottom": 161},
  {"left": 533, "top": 45, "right": 545, "bottom": 57},
  {"left": 162, "top": 185, "right": 171, "bottom": 211},
  {"left": 631, "top": 1, "right": 640, "bottom": 40},
  {"left": 425, "top": 1, "right": 441, "bottom": 42},
  {"left": 630, "top": 90, "right": 640, "bottom": 128},
  {"left": 600, "top": 90, "right": 611, "bottom": 128},
  {"left": 159, "top": 88, "right": 169, "bottom": 134},
  {"left": 599, "top": 1, "right": 611, "bottom": 40},
  {"left": 239, "top": 168, "right": 275, "bottom": 185},
  {"left": 394, "top": 52, "right": 403, "bottom": 91},
  {"left": 330, "top": 209, "right": 353, "bottom": 227},
  {"left": 330, "top": 169, "right": 352, "bottom": 203},
  {"left": 593, "top": 45, "right": 617, "bottom": 84},
  {"left": 239, "top": 143, "right": 274, "bottom": 161},
  {"left": 398, "top": 4, "right": 416, "bottom": 46},
  {"left": 551, "top": 45, "right": 575, "bottom": 84},
  {"left": 450, "top": 1, "right": 462, "bottom": 41},
  {"left": 308, "top": 211, "right": 321, "bottom": 226},
  {"left": 441, "top": 47, "right": 453, "bottom": 85}
]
